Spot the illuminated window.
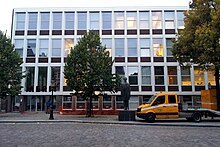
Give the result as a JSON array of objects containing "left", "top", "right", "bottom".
[
  {"left": 181, "top": 68, "right": 191, "bottom": 85},
  {"left": 153, "top": 38, "right": 163, "bottom": 56},
  {"left": 140, "top": 38, "right": 150, "bottom": 57},
  {"left": 139, "top": 11, "right": 149, "bottom": 29},
  {"left": 194, "top": 67, "right": 204, "bottom": 86},
  {"left": 126, "top": 12, "right": 137, "bottom": 29},
  {"left": 207, "top": 70, "right": 216, "bottom": 85},
  {"left": 155, "top": 66, "right": 164, "bottom": 85},
  {"left": 141, "top": 66, "right": 151, "bottom": 85},
  {"left": 64, "top": 39, "right": 74, "bottom": 56},
  {"left": 114, "top": 12, "right": 124, "bottom": 29},
  {"left": 152, "top": 11, "right": 162, "bottom": 29},
  {"left": 164, "top": 11, "right": 175, "bottom": 29},
  {"left": 168, "top": 66, "right": 177, "bottom": 85}
]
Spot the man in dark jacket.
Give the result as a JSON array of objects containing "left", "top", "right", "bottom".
[{"left": 120, "top": 77, "right": 130, "bottom": 110}]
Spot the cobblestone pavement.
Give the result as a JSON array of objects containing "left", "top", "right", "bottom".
[{"left": 0, "top": 123, "right": 220, "bottom": 147}]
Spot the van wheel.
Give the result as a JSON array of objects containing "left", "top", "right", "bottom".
[
  {"left": 192, "top": 112, "right": 202, "bottom": 122},
  {"left": 146, "top": 113, "right": 155, "bottom": 123}
]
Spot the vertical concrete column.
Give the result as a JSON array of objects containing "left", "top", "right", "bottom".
[
  {"left": 72, "top": 95, "right": 76, "bottom": 111},
  {"left": 112, "top": 96, "right": 116, "bottom": 111},
  {"left": 99, "top": 95, "right": 103, "bottom": 111}
]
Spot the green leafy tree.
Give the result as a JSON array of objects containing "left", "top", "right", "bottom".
[
  {"left": 64, "top": 31, "right": 121, "bottom": 116},
  {"left": 172, "top": 0, "right": 220, "bottom": 110}
]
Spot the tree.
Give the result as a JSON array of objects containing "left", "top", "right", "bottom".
[
  {"left": 0, "top": 31, "right": 23, "bottom": 111},
  {"left": 64, "top": 31, "right": 121, "bottom": 116},
  {"left": 172, "top": 0, "right": 220, "bottom": 110}
]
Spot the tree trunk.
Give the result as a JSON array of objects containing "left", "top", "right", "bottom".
[{"left": 215, "top": 67, "right": 220, "bottom": 111}]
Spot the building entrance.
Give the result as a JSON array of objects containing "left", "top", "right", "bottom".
[{"left": 25, "top": 96, "right": 45, "bottom": 112}]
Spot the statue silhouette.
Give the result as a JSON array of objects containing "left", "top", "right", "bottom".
[{"left": 120, "top": 77, "right": 130, "bottom": 110}]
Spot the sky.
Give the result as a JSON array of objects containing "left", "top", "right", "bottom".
[{"left": 0, "top": 0, "right": 190, "bottom": 36}]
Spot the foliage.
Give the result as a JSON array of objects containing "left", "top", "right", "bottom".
[
  {"left": 0, "top": 31, "right": 23, "bottom": 98},
  {"left": 64, "top": 31, "right": 121, "bottom": 98}
]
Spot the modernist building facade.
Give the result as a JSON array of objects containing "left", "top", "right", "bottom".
[{"left": 8, "top": 6, "right": 216, "bottom": 114}]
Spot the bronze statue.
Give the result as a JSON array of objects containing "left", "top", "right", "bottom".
[{"left": 120, "top": 77, "right": 130, "bottom": 110}]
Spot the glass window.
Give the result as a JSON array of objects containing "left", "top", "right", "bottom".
[
  {"left": 141, "top": 66, "right": 151, "bottom": 85},
  {"left": 116, "top": 95, "right": 123, "bottom": 109},
  {"left": 127, "top": 38, "right": 137, "bottom": 56},
  {"left": 38, "top": 67, "right": 48, "bottom": 91},
  {"left": 155, "top": 66, "right": 164, "bottom": 85},
  {"left": 114, "top": 12, "right": 124, "bottom": 29},
  {"left": 64, "top": 38, "right": 74, "bottom": 57},
  {"left": 116, "top": 66, "right": 125, "bottom": 83},
  {"left": 14, "top": 39, "right": 24, "bottom": 57},
  {"left": 51, "top": 67, "right": 60, "bottom": 91},
  {"left": 77, "top": 12, "right": 87, "bottom": 30},
  {"left": 177, "top": 11, "right": 185, "bottom": 29},
  {"left": 168, "top": 66, "right": 178, "bottom": 85},
  {"left": 53, "top": 12, "right": 62, "bottom": 30},
  {"left": 103, "top": 94, "right": 112, "bottom": 109},
  {"left": 16, "top": 12, "right": 26, "bottom": 30},
  {"left": 181, "top": 68, "right": 191, "bottom": 85},
  {"left": 129, "top": 96, "right": 139, "bottom": 110},
  {"left": 164, "top": 11, "right": 175, "bottom": 29},
  {"left": 115, "top": 38, "right": 124, "bottom": 57},
  {"left": 166, "top": 38, "right": 174, "bottom": 56},
  {"left": 140, "top": 38, "right": 150, "bottom": 57},
  {"left": 152, "top": 11, "right": 162, "bottom": 29},
  {"left": 27, "top": 39, "right": 36, "bottom": 57},
  {"left": 63, "top": 96, "right": 72, "bottom": 110},
  {"left": 102, "top": 12, "right": 112, "bottom": 29},
  {"left": 102, "top": 38, "right": 112, "bottom": 57},
  {"left": 153, "top": 38, "right": 163, "bottom": 56},
  {"left": 65, "top": 12, "right": 74, "bottom": 30},
  {"left": 39, "top": 39, "right": 48, "bottom": 57},
  {"left": 207, "top": 70, "right": 216, "bottom": 85},
  {"left": 128, "top": 66, "right": 138, "bottom": 85},
  {"left": 40, "top": 12, "right": 50, "bottom": 30},
  {"left": 127, "top": 12, "right": 137, "bottom": 29},
  {"left": 90, "top": 12, "right": 99, "bottom": 29},
  {"left": 168, "top": 95, "right": 176, "bottom": 103},
  {"left": 28, "top": 12, "right": 38, "bottom": 30},
  {"left": 52, "top": 39, "right": 61, "bottom": 57},
  {"left": 194, "top": 67, "right": 204, "bottom": 86},
  {"left": 153, "top": 96, "right": 165, "bottom": 105},
  {"left": 76, "top": 96, "right": 85, "bottom": 109},
  {"left": 139, "top": 11, "right": 149, "bottom": 29},
  {"left": 25, "top": 67, "right": 35, "bottom": 92}
]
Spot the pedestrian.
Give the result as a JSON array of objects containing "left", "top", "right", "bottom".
[{"left": 46, "top": 100, "right": 51, "bottom": 114}]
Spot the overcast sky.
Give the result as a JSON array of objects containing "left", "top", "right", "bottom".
[{"left": 0, "top": 0, "right": 190, "bottom": 36}]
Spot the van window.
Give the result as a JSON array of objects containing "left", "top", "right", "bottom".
[
  {"left": 152, "top": 96, "right": 165, "bottom": 106},
  {"left": 168, "top": 95, "right": 176, "bottom": 103}
]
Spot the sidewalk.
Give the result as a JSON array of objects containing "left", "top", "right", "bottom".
[{"left": 0, "top": 112, "right": 220, "bottom": 127}]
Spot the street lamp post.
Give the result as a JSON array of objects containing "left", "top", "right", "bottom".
[{"left": 49, "top": 85, "right": 54, "bottom": 120}]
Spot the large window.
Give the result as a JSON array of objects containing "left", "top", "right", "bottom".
[
  {"left": 177, "top": 11, "right": 185, "bottom": 29},
  {"left": 181, "top": 68, "right": 191, "bottom": 85},
  {"left": 25, "top": 67, "right": 35, "bottom": 92},
  {"left": 40, "top": 12, "right": 50, "bottom": 30},
  {"left": 64, "top": 38, "right": 74, "bottom": 56},
  {"left": 116, "top": 66, "right": 125, "bottom": 83},
  {"left": 39, "top": 39, "right": 48, "bottom": 57},
  {"left": 14, "top": 39, "right": 24, "bottom": 57},
  {"left": 141, "top": 66, "right": 151, "bottom": 85},
  {"left": 53, "top": 12, "right": 62, "bottom": 30},
  {"left": 63, "top": 96, "right": 72, "bottom": 110},
  {"left": 65, "top": 12, "right": 74, "bottom": 30},
  {"left": 168, "top": 66, "right": 178, "bottom": 85},
  {"left": 27, "top": 39, "right": 36, "bottom": 57},
  {"left": 207, "top": 70, "right": 216, "bottom": 85},
  {"left": 140, "top": 38, "right": 150, "bottom": 57},
  {"left": 103, "top": 94, "right": 112, "bottom": 109},
  {"left": 139, "top": 11, "right": 149, "bottom": 29},
  {"left": 76, "top": 96, "right": 85, "bottom": 109},
  {"left": 38, "top": 67, "right": 48, "bottom": 91},
  {"left": 77, "top": 12, "right": 87, "bottom": 30},
  {"left": 129, "top": 96, "right": 139, "bottom": 110},
  {"left": 114, "top": 12, "right": 124, "bottom": 29},
  {"left": 127, "top": 38, "right": 137, "bottom": 56},
  {"left": 16, "top": 12, "right": 25, "bottom": 30},
  {"left": 102, "top": 12, "right": 112, "bottom": 29},
  {"left": 90, "top": 12, "right": 99, "bottom": 29},
  {"left": 166, "top": 38, "right": 174, "bottom": 56},
  {"left": 128, "top": 66, "right": 138, "bottom": 85},
  {"left": 28, "top": 12, "right": 38, "bottom": 30},
  {"left": 116, "top": 96, "right": 123, "bottom": 109},
  {"left": 153, "top": 38, "right": 163, "bottom": 56},
  {"left": 152, "top": 11, "right": 162, "bottom": 29},
  {"left": 164, "top": 11, "right": 175, "bottom": 29},
  {"left": 155, "top": 66, "right": 164, "bottom": 85},
  {"left": 52, "top": 39, "right": 61, "bottom": 57},
  {"left": 115, "top": 38, "right": 124, "bottom": 57},
  {"left": 194, "top": 67, "right": 204, "bottom": 86},
  {"left": 102, "top": 38, "right": 112, "bottom": 57},
  {"left": 126, "top": 12, "right": 137, "bottom": 29},
  {"left": 51, "top": 67, "right": 60, "bottom": 91}
]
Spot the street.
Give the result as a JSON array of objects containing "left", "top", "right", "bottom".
[{"left": 0, "top": 123, "right": 220, "bottom": 147}]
